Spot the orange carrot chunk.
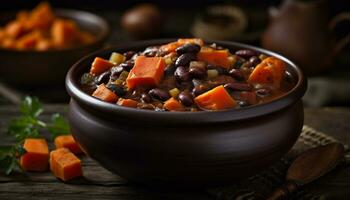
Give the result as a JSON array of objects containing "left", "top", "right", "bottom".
[
  {"left": 164, "top": 97, "right": 184, "bottom": 111},
  {"left": 160, "top": 38, "right": 204, "bottom": 53},
  {"left": 16, "top": 31, "right": 42, "bottom": 50},
  {"left": 117, "top": 98, "right": 138, "bottom": 108},
  {"left": 248, "top": 57, "right": 286, "bottom": 88},
  {"left": 92, "top": 84, "right": 118, "bottom": 103},
  {"left": 194, "top": 85, "right": 236, "bottom": 110},
  {"left": 54, "top": 135, "right": 83, "bottom": 155},
  {"left": 197, "top": 47, "right": 230, "bottom": 69},
  {"left": 20, "top": 138, "right": 49, "bottom": 171},
  {"left": 126, "top": 56, "right": 165, "bottom": 90},
  {"left": 89, "top": 57, "right": 115, "bottom": 75},
  {"left": 50, "top": 148, "right": 82, "bottom": 181}
]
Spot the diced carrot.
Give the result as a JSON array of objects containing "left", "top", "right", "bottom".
[
  {"left": 197, "top": 47, "right": 230, "bottom": 69},
  {"left": 90, "top": 57, "right": 114, "bottom": 75},
  {"left": 27, "top": 2, "right": 55, "bottom": 30},
  {"left": 126, "top": 56, "right": 165, "bottom": 90},
  {"left": 20, "top": 138, "right": 49, "bottom": 172},
  {"left": 16, "top": 31, "right": 42, "bottom": 50},
  {"left": 36, "top": 39, "right": 53, "bottom": 51},
  {"left": 117, "top": 98, "right": 138, "bottom": 108},
  {"left": 163, "top": 97, "right": 184, "bottom": 111},
  {"left": 51, "top": 19, "right": 79, "bottom": 48},
  {"left": 248, "top": 57, "right": 286, "bottom": 88},
  {"left": 4, "top": 21, "right": 25, "bottom": 38},
  {"left": 160, "top": 38, "right": 204, "bottom": 53},
  {"left": 50, "top": 148, "right": 82, "bottom": 181},
  {"left": 54, "top": 135, "right": 83, "bottom": 155},
  {"left": 1, "top": 38, "right": 16, "bottom": 49},
  {"left": 194, "top": 85, "right": 236, "bottom": 110},
  {"left": 92, "top": 84, "right": 118, "bottom": 103}
]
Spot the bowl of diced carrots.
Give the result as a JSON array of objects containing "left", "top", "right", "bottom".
[
  {"left": 65, "top": 39, "right": 306, "bottom": 186},
  {"left": 0, "top": 2, "right": 109, "bottom": 86}
]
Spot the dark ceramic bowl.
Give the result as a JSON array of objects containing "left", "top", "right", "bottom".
[
  {"left": 66, "top": 39, "right": 307, "bottom": 186},
  {"left": 0, "top": 9, "right": 109, "bottom": 86}
]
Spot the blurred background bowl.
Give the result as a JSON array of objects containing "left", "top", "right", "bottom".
[{"left": 0, "top": 9, "right": 109, "bottom": 87}]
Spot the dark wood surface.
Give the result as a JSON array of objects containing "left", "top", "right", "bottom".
[{"left": 0, "top": 105, "right": 349, "bottom": 200}]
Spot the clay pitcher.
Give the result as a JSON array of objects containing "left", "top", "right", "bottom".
[{"left": 262, "top": 0, "right": 350, "bottom": 75}]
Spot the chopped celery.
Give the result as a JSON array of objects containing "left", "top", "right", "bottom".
[
  {"left": 109, "top": 52, "right": 126, "bottom": 65},
  {"left": 207, "top": 69, "right": 219, "bottom": 79},
  {"left": 118, "top": 71, "right": 129, "bottom": 81},
  {"left": 228, "top": 56, "right": 237, "bottom": 66},
  {"left": 169, "top": 88, "right": 180, "bottom": 98}
]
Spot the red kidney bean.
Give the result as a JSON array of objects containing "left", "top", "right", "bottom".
[
  {"left": 96, "top": 71, "right": 111, "bottom": 84},
  {"left": 175, "top": 53, "right": 196, "bottom": 67},
  {"left": 235, "top": 49, "right": 257, "bottom": 58},
  {"left": 178, "top": 91, "right": 194, "bottom": 106},
  {"left": 143, "top": 47, "right": 158, "bottom": 57},
  {"left": 119, "top": 60, "right": 134, "bottom": 71},
  {"left": 174, "top": 66, "right": 190, "bottom": 82},
  {"left": 228, "top": 68, "right": 244, "bottom": 81},
  {"left": 149, "top": 88, "right": 170, "bottom": 101},
  {"left": 224, "top": 83, "right": 252, "bottom": 91},
  {"left": 123, "top": 51, "right": 136, "bottom": 60},
  {"left": 256, "top": 88, "right": 271, "bottom": 97},
  {"left": 249, "top": 56, "right": 261, "bottom": 66},
  {"left": 176, "top": 43, "right": 201, "bottom": 55},
  {"left": 110, "top": 66, "right": 124, "bottom": 80},
  {"left": 192, "top": 84, "right": 208, "bottom": 96},
  {"left": 141, "top": 93, "right": 151, "bottom": 103},
  {"left": 189, "top": 67, "right": 206, "bottom": 79}
]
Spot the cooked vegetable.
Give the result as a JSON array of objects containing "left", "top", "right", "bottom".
[
  {"left": 164, "top": 97, "right": 184, "bottom": 111},
  {"left": 50, "top": 148, "right": 82, "bottom": 181},
  {"left": 126, "top": 56, "right": 165, "bottom": 90},
  {"left": 248, "top": 57, "right": 286, "bottom": 88},
  {"left": 92, "top": 84, "right": 119, "bottom": 103},
  {"left": 16, "top": 31, "right": 42, "bottom": 50},
  {"left": 197, "top": 47, "right": 230, "bottom": 69},
  {"left": 117, "top": 98, "right": 138, "bottom": 108},
  {"left": 109, "top": 52, "right": 126, "bottom": 65},
  {"left": 160, "top": 38, "right": 204, "bottom": 53},
  {"left": 90, "top": 57, "right": 114, "bottom": 75},
  {"left": 0, "top": 144, "right": 26, "bottom": 175},
  {"left": 194, "top": 85, "right": 236, "bottom": 110},
  {"left": 169, "top": 88, "right": 180, "bottom": 98},
  {"left": 51, "top": 19, "right": 79, "bottom": 48},
  {"left": 20, "top": 138, "right": 49, "bottom": 171},
  {"left": 207, "top": 69, "right": 219, "bottom": 79},
  {"left": 54, "top": 135, "right": 82, "bottom": 155}
]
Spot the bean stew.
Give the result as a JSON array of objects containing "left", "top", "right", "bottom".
[{"left": 80, "top": 38, "right": 295, "bottom": 111}]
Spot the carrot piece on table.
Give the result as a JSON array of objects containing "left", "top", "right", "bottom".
[
  {"left": 194, "top": 85, "right": 236, "bottom": 110},
  {"left": 126, "top": 56, "right": 165, "bottom": 90},
  {"left": 117, "top": 98, "right": 138, "bottom": 108},
  {"left": 54, "top": 135, "right": 83, "bottom": 155},
  {"left": 248, "top": 57, "right": 286, "bottom": 88},
  {"left": 50, "top": 148, "right": 82, "bottom": 181},
  {"left": 160, "top": 38, "right": 204, "bottom": 53},
  {"left": 164, "top": 97, "right": 184, "bottom": 111},
  {"left": 89, "top": 57, "right": 115, "bottom": 75},
  {"left": 20, "top": 138, "right": 49, "bottom": 171},
  {"left": 92, "top": 84, "right": 118, "bottom": 103},
  {"left": 197, "top": 47, "right": 230, "bottom": 69}
]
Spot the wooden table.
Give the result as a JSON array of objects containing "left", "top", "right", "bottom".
[{"left": 0, "top": 105, "right": 349, "bottom": 200}]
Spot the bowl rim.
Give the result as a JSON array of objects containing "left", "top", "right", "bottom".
[
  {"left": 66, "top": 39, "right": 307, "bottom": 125},
  {"left": 0, "top": 8, "right": 109, "bottom": 53}
]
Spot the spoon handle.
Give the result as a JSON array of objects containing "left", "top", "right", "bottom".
[{"left": 267, "top": 181, "right": 298, "bottom": 200}]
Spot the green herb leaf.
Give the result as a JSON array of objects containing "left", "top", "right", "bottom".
[
  {"left": 0, "top": 145, "right": 26, "bottom": 175},
  {"left": 47, "top": 113, "right": 70, "bottom": 139},
  {"left": 20, "top": 96, "right": 43, "bottom": 118}
]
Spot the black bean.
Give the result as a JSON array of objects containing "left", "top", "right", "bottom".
[
  {"left": 107, "top": 84, "right": 126, "bottom": 97},
  {"left": 143, "top": 47, "right": 158, "bottom": 57},
  {"left": 178, "top": 91, "right": 194, "bottom": 106},
  {"left": 189, "top": 67, "right": 206, "bottom": 79},
  {"left": 119, "top": 60, "right": 134, "bottom": 71},
  {"left": 123, "top": 51, "right": 136, "bottom": 60},
  {"left": 174, "top": 66, "right": 190, "bottom": 82},
  {"left": 96, "top": 71, "right": 111, "bottom": 84},
  {"left": 238, "top": 101, "right": 250, "bottom": 107},
  {"left": 224, "top": 83, "right": 252, "bottom": 91},
  {"left": 175, "top": 53, "right": 195, "bottom": 67},
  {"left": 164, "top": 64, "right": 176, "bottom": 77},
  {"left": 149, "top": 88, "right": 170, "bottom": 101},
  {"left": 256, "top": 88, "right": 271, "bottom": 97},
  {"left": 235, "top": 49, "right": 257, "bottom": 58},
  {"left": 110, "top": 66, "right": 124, "bottom": 80},
  {"left": 192, "top": 79, "right": 203, "bottom": 87},
  {"left": 228, "top": 68, "right": 244, "bottom": 80},
  {"left": 176, "top": 43, "right": 201, "bottom": 55},
  {"left": 192, "top": 84, "right": 208, "bottom": 96},
  {"left": 141, "top": 93, "right": 152, "bottom": 103},
  {"left": 249, "top": 56, "right": 261, "bottom": 66}
]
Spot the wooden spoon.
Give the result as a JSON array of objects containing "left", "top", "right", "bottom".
[{"left": 267, "top": 142, "right": 345, "bottom": 200}]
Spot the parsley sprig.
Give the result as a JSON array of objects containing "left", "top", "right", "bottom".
[{"left": 0, "top": 96, "right": 70, "bottom": 175}]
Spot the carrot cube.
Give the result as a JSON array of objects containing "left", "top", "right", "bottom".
[
  {"left": 197, "top": 47, "right": 230, "bottom": 69},
  {"left": 92, "top": 84, "right": 118, "bottom": 103},
  {"left": 126, "top": 56, "right": 165, "bottom": 90},
  {"left": 4, "top": 21, "right": 25, "bottom": 38},
  {"left": 27, "top": 2, "right": 55, "bottom": 30},
  {"left": 164, "top": 97, "right": 184, "bottom": 111},
  {"left": 51, "top": 19, "right": 79, "bottom": 48},
  {"left": 54, "top": 135, "right": 83, "bottom": 154},
  {"left": 117, "top": 98, "right": 138, "bottom": 108},
  {"left": 20, "top": 138, "right": 49, "bottom": 171},
  {"left": 194, "top": 85, "right": 236, "bottom": 110},
  {"left": 50, "top": 148, "right": 82, "bottom": 181},
  {"left": 16, "top": 31, "right": 42, "bottom": 50},
  {"left": 90, "top": 57, "right": 115, "bottom": 75}
]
